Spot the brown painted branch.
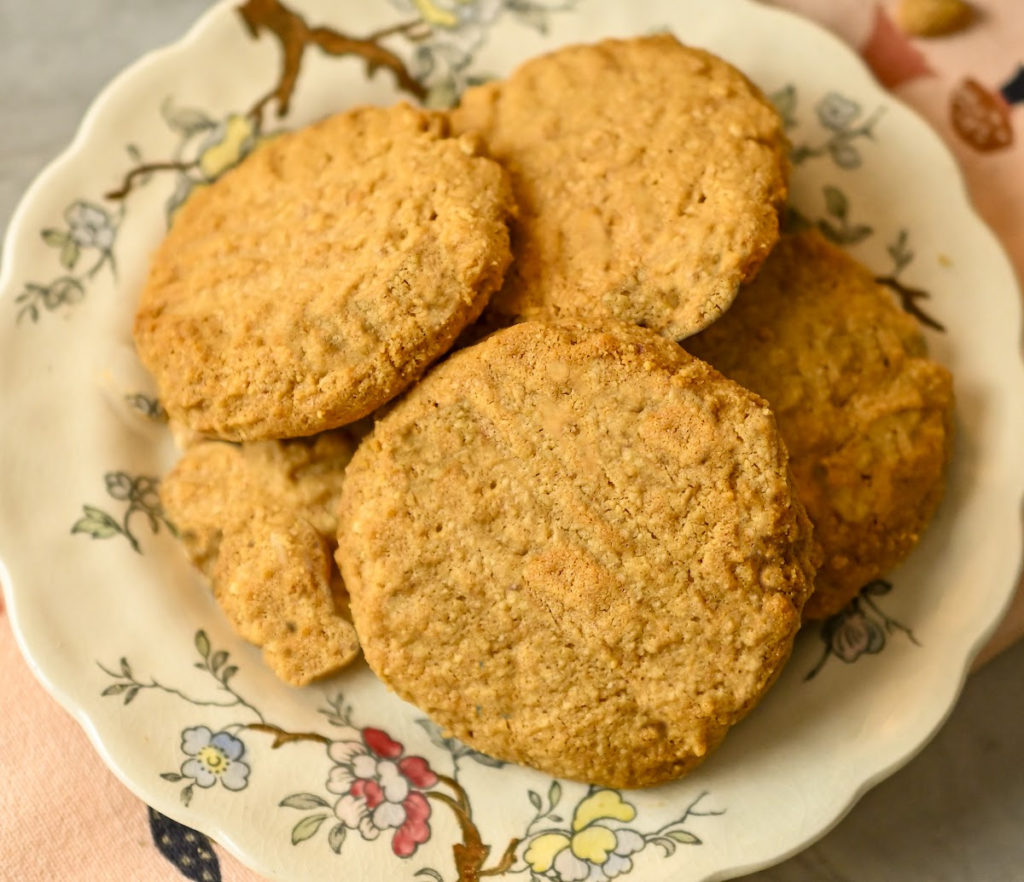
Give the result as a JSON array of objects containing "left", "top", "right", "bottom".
[
  {"left": 105, "top": 160, "right": 198, "bottom": 201},
  {"left": 875, "top": 275, "right": 946, "bottom": 332},
  {"left": 307, "top": 26, "right": 427, "bottom": 101},
  {"left": 365, "top": 19, "right": 432, "bottom": 44},
  {"left": 426, "top": 790, "right": 491, "bottom": 882},
  {"left": 247, "top": 722, "right": 331, "bottom": 748},
  {"left": 238, "top": 0, "right": 426, "bottom": 128},
  {"left": 436, "top": 772, "right": 470, "bottom": 812},
  {"left": 479, "top": 836, "right": 521, "bottom": 876}
]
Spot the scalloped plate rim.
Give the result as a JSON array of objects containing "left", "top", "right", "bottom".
[{"left": 1, "top": 1, "right": 1023, "bottom": 880}]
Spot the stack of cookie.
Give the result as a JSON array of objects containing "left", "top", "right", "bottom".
[{"left": 140, "top": 35, "right": 953, "bottom": 789}]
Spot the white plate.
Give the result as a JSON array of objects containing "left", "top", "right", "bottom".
[{"left": 2, "top": 1, "right": 1023, "bottom": 880}]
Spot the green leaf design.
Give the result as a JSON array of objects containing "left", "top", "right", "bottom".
[
  {"left": 648, "top": 835, "right": 676, "bottom": 857},
  {"left": 102, "top": 683, "right": 131, "bottom": 696},
  {"left": 195, "top": 630, "right": 211, "bottom": 661},
  {"left": 71, "top": 506, "right": 123, "bottom": 540},
  {"left": 181, "top": 783, "right": 194, "bottom": 807},
  {"left": 209, "top": 650, "right": 228, "bottom": 673},
  {"left": 668, "top": 829, "right": 702, "bottom": 844},
  {"left": 280, "top": 793, "right": 330, "bottom": 810},
  {"left": 161, "top": 773, "right": 185, "bottom": 782},
  {"left": 528, "top": 790, "right": 542, "bottom": 811},
  {"left": 467, "top": 748, "right": 505, "bottom": 768},
  {"left": 59, "top": 238, "right": 80, "bottom": 269},
  {"left": 823, "top": 185, "right": 848, "bottom": 220},
  {"left": 415, "top": 869, "right": 444, "bottom": 882},
  {"left": 845, "top": 223, "right": 874, "bottom": 244},
  {"left": 119, "top": 657, "right": 132, "bottom": 678},
  {"left": 161, "top": 99, "right": 217, "bottom": 137},
  {"left": 327, "top": 823, "right": 347, "bottom": 855},
  {"left": 17, "top": 302, "right": 39, "bottom": 324},
  {"left": 291, "top": 814, "right": 328, "bottom": 845},
  {"left": 123, "top": 687, "right": 140, "bottom": 705},
  {"left": 548, "top": 781, "right": 561, "bottom": 810},
  {"left": 41, "top": 228, "right": 69, "bottom": 248},
  {"left": 769, "top": 84, "right": 798, "bottom": 129},
  {"left": 220, "top": 665, "right": 238, "bottom": 685}
]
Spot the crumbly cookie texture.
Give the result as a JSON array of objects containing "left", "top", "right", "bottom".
[
  {"left": 160, "top": 431, "right": 360, "bottom": 685},
  {"left": 337, "top": 319, "right": 818, "bottom": 788},
  {"left": 449, "top": 34, "right": 789, "bottom": 341},
  {"left": 686, "top": 231, "right": 954, "bottom": 620},
  {"left": 135, "top": 102, "right": 516, "bottom": 441}
]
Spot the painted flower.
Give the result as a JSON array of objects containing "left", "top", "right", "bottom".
[
  {"left": 392, "top": 0, "right": 574, "bottom": 105},
  {"left": 64, "top": 200, "right": 115, "bottom": 251},
  {"left": 525, "top": 790, "right": 646, "bottom": 881},
  {"left": 391, "top": 0, "right": 504, "bottom": 104},
  {"left": 815, "top": 92, "right": 860, "bottom": 131},
  {"left": 825, "top": 606, "right": 886, "bottom": 663},
  {"left": 180, "top": 726, "right": 250, "bottom": 791},
  {"left": 393, "top": 0, "right": 503, "bottom": 32},
  {"left": 326, "top": 727, "right": 438, "bottom": 857},
  {"left": 104, "top": 472, "right": 162, "bottom": 512}
]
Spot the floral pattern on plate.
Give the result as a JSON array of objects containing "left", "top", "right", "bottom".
[
  {"left": 4, "top": 2, "right": 1023, "bottom": 881},
  {"left": 100, "top": 630, "right": 723, "bottom": 880}
]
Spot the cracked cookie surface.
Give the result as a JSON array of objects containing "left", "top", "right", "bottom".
[
  {"left": 337, "top": 319, "right": 818, "bottom": 787},
  {"left": 135, "top": 103, "right": 515, "bottom": 441},
  {"left": 160, "top": 431, "right": 360, "bottom": 685},
  {"left": 686, "top": 231, "right": 954, "bottom": 619},
  {"left": 449, "top": 35, "right": 788, "bottom": 340}
]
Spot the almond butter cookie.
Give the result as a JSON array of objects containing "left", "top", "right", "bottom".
[
  {"left": 135, "top": 103, "right": 515, "bottom": 441},
  {"left": 686, "top": 231, "right": 954, "bottom": 619},
  {"left": 337, "top": 319, "right": 818, "bottom": 787},
  {"left": 449, "top": 35, "right": 788, "bottom": 341},
  {"left": 161, "top": 431, "right": 360, "bottom": 685}
]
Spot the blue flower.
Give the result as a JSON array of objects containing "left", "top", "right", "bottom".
[
  {"left": 64, "top": 200, "right": 115, "bottom": 251},
  {"left": 815, "top": 93, "right": 860, "bottom": 131},
  {"left": 826, "top": 608, "right": 885, "bottom": 663},
  {"left": 180, "top": 726, "right": 250, "bottom": 791}
]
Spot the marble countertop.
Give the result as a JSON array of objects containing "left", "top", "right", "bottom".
[{"left": 2, "top": 2, "right": 1022, "bottom": 881}]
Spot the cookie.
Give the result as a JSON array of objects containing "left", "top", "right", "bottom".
[
  {"left": 449, "top": 35, "right": 789, "bottom": 341},
  {"left": 337, "top": 319, "right": 818, "bottom": 787},
  {"left": 135, "top": 103, "right": 516, "bottom": 441},
  {"left": 686, "top": 231, "right": 954, "bottom": 620},
  {"left": 160, "top": 431, "right": 360, "bottom": 685}
]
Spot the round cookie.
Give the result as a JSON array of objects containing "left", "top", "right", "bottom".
[
  {"left": 449, "top": 35, "right": 789, "bottom": 341},
  {"left": 337, "top": 320, "right": 818, "bottom": 787},
  {"left": 161, "top": 431, "right": 361, "bottom": 685},
  {"left": 135, "top": 103, "right": 515, "bottom": 441},
  {"left": 686, "top": 230, "right": 954, "bottom": 620}
]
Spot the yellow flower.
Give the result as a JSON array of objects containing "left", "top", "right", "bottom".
[
  {"left": 198, "top": 114, "right": 257, "bottom": 181},
  {"left": 411, "top": 0, "right": 473, "bottom": 28},
  {"left": 525, "top": 790, "right": 643, "bottom": 878}
]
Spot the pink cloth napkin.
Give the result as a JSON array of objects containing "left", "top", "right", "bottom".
[{"left": 3, "top": 2, "right": 1022, "bottom": 879}]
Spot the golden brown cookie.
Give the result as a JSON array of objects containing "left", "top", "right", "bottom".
[
  {"left": 686, "top": 231, "right": 954, "bottom": 620},
  {"left": 160, "top": 431, "right": 360, "bottom": 685},
  {"left": 337, "top": 319, "right": 818, "bottom": 787},
  {"left": 135, "top": 103, "right": 516, "bottom": 441},
  {"left": 449, "top": 35, "right": 789, "bottom": 341}
]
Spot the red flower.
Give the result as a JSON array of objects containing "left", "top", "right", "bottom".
[{"left": 327, "top": 726, "right": 438, "bottom": 857}]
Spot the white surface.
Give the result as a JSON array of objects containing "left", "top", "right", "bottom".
[{"left": 1, "top": 2, "right": 1023, "bottom": 881}]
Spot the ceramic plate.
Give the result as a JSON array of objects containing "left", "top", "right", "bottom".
[{"left": 2, "top": 1, "right": 1023, "bottom": 880}]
